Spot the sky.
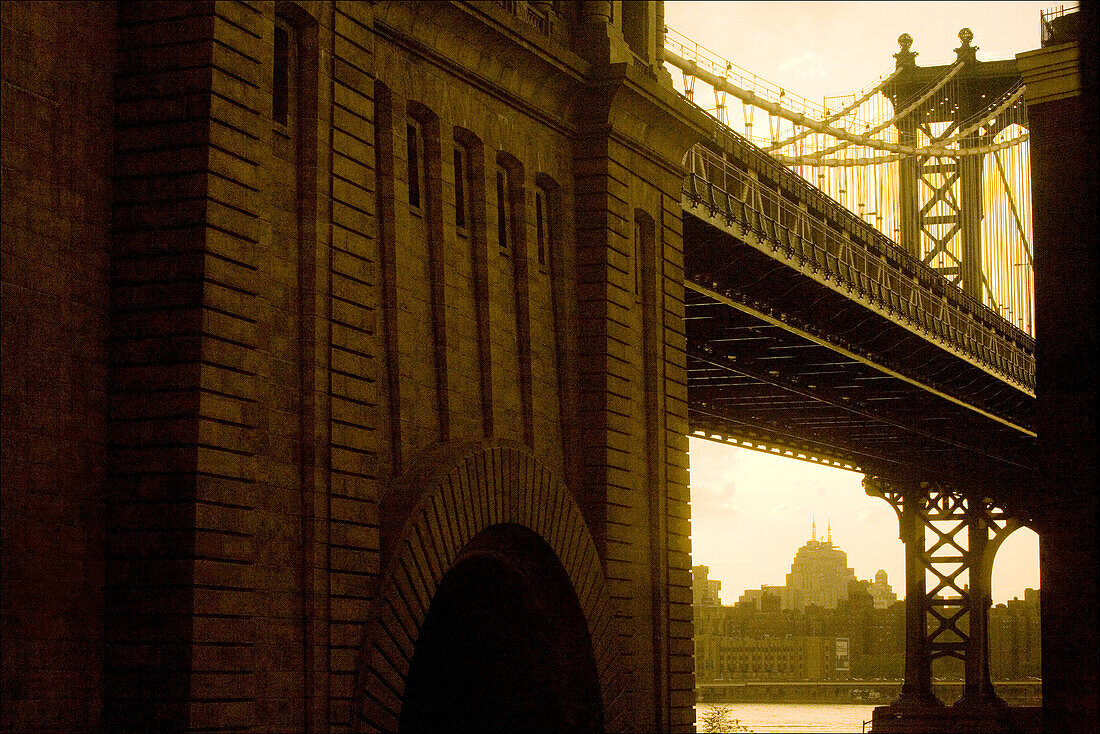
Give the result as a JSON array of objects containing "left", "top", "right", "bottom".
[{"left": 665, "top": 1, "right": 1046, "bottom": 605}]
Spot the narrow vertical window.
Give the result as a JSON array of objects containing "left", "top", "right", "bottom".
[
  {"left": 634, "top": 211, "right": 654, "bottom": 297},
  {"left": 535, "top": 189, "right": 549, "bottom": 267},
  {"left": 496, "top": 168, "right": 509, "bottom": 250},
  {"left": 454, "top": 147, "right": 466, "bottom": 229},
  {"left": 407, "top": 122, "right": 421, "bottom": 209},
  {"left": 273, "top": 24, "right": 289, "bottom": 125},
  {"left": 535, "top": 191, "right": 545, "bottom": 265}
]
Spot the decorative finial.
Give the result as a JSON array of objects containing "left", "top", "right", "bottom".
[
  {"left": 955, "top": 28, "right": 978, "bottom": 64},
  {"left": 895, "top": 33, "right": 917, "bottom": 69}
]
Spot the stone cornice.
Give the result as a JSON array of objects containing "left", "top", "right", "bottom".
[
  {"left": 1016, "top": 42, "right": 1081, "bottom": 106},
  {"left": 575, "top": 61, "right": 713, "bottom": 178}
]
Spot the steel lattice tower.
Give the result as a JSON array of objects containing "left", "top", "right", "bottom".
[{"left": 885, "top": 29, "right": 1024, "bottom": 301}]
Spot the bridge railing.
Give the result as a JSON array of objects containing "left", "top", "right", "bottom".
[{"left": 683, "top": 141, "right": 1036, "bottom": 391}]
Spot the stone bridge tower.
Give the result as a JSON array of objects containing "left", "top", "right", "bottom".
[{"left": 0, "top": 1, "right": 710, "bottom": 732}]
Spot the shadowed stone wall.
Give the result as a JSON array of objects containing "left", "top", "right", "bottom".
[{"left": 1, "top": 2, "right": 709, "bottom": 731}]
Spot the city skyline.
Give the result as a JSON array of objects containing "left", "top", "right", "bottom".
[
  {"left": 667, "top": 1, "right": 1045, "bottom": 606},
  {"left": 695, "top": 512, "right": 898, "bottom": 609},
  {"left": 687, "top": 438, "right": 1041, "bottom": 605}
]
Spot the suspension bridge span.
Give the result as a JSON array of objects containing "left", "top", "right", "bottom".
[
  {"left": 668, "top": 33, "right": 1040, "bottom": 496},
  {"left": 664, "top": 12, "right": 1094, "bottom": 733},
  {"left": 2, "top": 3, "right": 1094, "bottom": 734},
  {"left": 666, "top": 25, "right": 1040, "bottom": 731}
]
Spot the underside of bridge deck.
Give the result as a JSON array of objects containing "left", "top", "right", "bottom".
[{"left": 683, "top": 212, "right": 1037, "bottom": 511}]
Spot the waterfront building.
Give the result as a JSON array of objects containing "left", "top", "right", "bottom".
[
  {"left": 990, "top": 588, "right": 1042, "bottom": 680},
  {"left": 696, "top": 635, "right": 833, "bottom": 682}
]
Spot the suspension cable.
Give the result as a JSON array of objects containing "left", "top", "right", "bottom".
[
  {"left": 664, "top": 48, "right": 1024, "bottom": 159},
  {"left": 772, "top": 85, "right": 1029, "bottom": 166},
  {"left": 764, "top": 67, "right": 904, "bottom": 151}
]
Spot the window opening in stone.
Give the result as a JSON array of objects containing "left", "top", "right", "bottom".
[
  {"left": 535, "top": 189, "right": 549, "bottom": 267},
  {"left": 622, "top": 1, "right": 649, "bottom": 60},
  {"left": 273, "top": 24, "right": 289, "bottom": 125},
  {"left": 496, "top": 167, "right": 509, "bottom": 250},
  {"left": 455, "top": 146, "right": 467, "bottom": 229},
  {"left": 634, "top": 213, "right": 651, "bottom": 296},
  {"left": 407, "top": 122, "right": 422, "bottom": 209}
]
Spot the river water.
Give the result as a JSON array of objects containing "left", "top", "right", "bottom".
[{"left": 694, "top": 703, "right": 878, "bottom": 733}]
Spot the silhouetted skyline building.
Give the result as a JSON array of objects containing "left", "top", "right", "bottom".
[
  {"left": 735, "top": 520, "right": 895, "bottom": 612},
  {"left": 692, "top": 564, "right": 724, "bottom": 607},
  {"left": 695, "top": 558, "right": 1040, "bottom": 686},
  {"left": 696, "top": 528, "right": 908, "bottom": 683},
  {"left": 868, "top": 569, "right": 899, "bottom": 610},
  {"left": 990, "top": 588, "right": 1042, "bottom": 680}
]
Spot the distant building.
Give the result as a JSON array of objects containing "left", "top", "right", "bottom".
[
  {"left": 990, "top": 587, "right": 1042, "bottom": 679},
  {"left": 693, "top": 523, "right": 910, "bottom": 683},
  {"left": 869, "top": 569, "right": 899, "bottom": 609},
  {"left": 848, "top": 569, "right": 899, "bottom": 610},
  {"left": 694, "top": 535, "right": 1039, "bottom": 685},
  {"left": 692, "top": 564, "right": 723, "bottom": 606},
  {"left": 694, "top": 572, "right": 905, "bottom": 683},
  {"left": 695, "top": 635, "right": 833, "bottom": 682},
  {"left": 737, "top": 585, "right": 783, "bottom": 612},
  {"left": 740, "top": 519, "right": 871, "bottom": 612},
  {"left": 838, "top": 581, "right": 905, "bottom": 679},
  {"left": 782, "top": 521, "right": 857, "bottom": 610}
]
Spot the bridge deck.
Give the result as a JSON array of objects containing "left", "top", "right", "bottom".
[{"left": 681, "top": 125, "right": 1036, "bottom": 501}]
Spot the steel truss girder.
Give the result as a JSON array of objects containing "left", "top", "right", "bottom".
[
  {"left": 682, "top": 280, "right": 1035, "bottom": 495},
  {"left": 865, "top": 476, "right": 1022, "bottom": 710}
]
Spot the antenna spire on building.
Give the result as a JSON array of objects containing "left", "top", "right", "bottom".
[
  {"left": 812, "top": 516, "right": 817, "bottom": 542},
  {"left": 828, "top": 519, "right": 832, "bottom": 545}
]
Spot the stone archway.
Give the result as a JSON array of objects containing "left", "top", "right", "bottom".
[{"left": 352, "top": 442, "right": 623, "bottom": 733}]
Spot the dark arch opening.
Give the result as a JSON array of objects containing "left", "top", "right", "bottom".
[{"left": 399, "top": 524, "right": 603, "bottom": 734}]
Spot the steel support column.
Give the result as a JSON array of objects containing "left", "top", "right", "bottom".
[
  {"left": 957, "top": 495, "right": 1020, "bottom": 709},
  {"left": 868, "top": 478, "right": 942, "bottom": 708},
  {"left": 957, "top": 508, "right": 998, "bottom": 708},
  {"left": 865, "top": 477, "right": 1021, "bottom": 712}
]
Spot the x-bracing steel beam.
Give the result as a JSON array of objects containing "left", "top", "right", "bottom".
[
  {"left": 914, "top": 119, "right": 969, "bottom": 289},
  {"left": 864, "top": 476, "right": 1023, "bottom": 710}
]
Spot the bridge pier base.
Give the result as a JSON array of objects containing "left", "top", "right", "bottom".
[
  {"left": 865, "top": 477, "right": 1031, "bottom": 733},
  {"left": 870, "top": 705, "right": 1042, "bottom": 734},
  {"left": 954, "top": 510, "right": 1006, "bottom": 712}
]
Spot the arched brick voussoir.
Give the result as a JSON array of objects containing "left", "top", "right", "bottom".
[{"left": 353, "top": 440, "right": 623, "bottom": 733}]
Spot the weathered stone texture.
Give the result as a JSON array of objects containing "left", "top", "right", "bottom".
[{"left": 1, "top": 2, "right": 115, "bottom": 731}]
